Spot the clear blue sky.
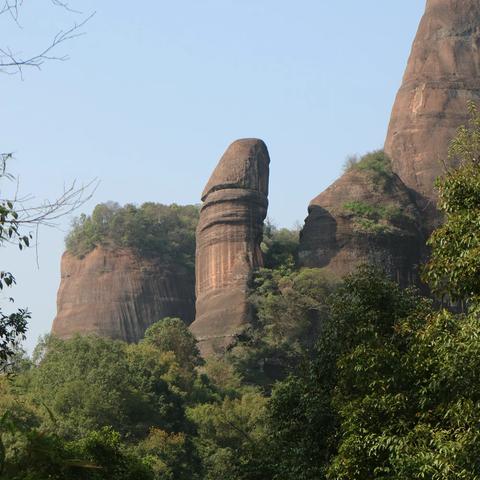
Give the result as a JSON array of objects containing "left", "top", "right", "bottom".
[{"left": 1, "top": 1, "right": 426, "bottom": 352}]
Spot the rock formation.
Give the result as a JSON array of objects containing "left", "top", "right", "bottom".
[
  {"left": 190, "top": 139, "right": 270, "bottom": 356},
  {"left": 385, "top": 0, "right": 480, "bottom": 204},
  {"left": 51, "top": 247, "right": 195, "bottom": 343},
  {"left": 299, "top": 153, "right": 427, "bottom": 286},
  {"left": 300, "top": 0, "right": 480, "bottom": 282},
  {"left": 52, "top": 0, "right": 480, "bottom": 351}
]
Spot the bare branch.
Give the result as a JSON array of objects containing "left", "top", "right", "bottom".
[
  {"left": 0, "top": 0, "right": 94, "bottom": 363},
  {"left": 50, "top": 0, "right": 82, "bottom": 14},
  {"left": 0, "top": 2, "right": 94, "bottom": 77},
  {"left": 0, "top": 1, "right": 22, "bottom": 22},
  {"left": 0, "top": 13, "right": 94, "bottom": 77},
  {"left": 0, "top": 0, "right": 81, "bottom": 19},
  {"left": 0, "top": 154, "right": 99, "bottom": 246},
  {"left": 11, "top": 179, "right": 99, "bottom": 229}
]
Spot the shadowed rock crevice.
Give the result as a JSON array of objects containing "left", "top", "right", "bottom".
[
  {"left": 190, "top": 139, "right": 270, "bottom": 356},
  {"left": 299, "top": 206, "right": 338, "bottom": 269}
]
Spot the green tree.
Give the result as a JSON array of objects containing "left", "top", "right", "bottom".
[
  {"left": 1, "top": 426, "right": 153, "bottom": 480},
  {"left": 261, "top": 267, "right": 428, "bottom": 480},
  {"left": 137, "top": 428, "right": 200, "bottom": 480},
  {"left": 188, "top": 389, "right": 271, "bottom": 480},
  {"left": 326, "top": 272, "right": 480, "bottom": 480},
  {"left": 141, "top": 318, "right": 203, "bottom": 370},
  {"left": 261, "top": 220, "right": 299, "bottom": 269},
  {"left": 2, "top": 331, "right": 212, "bottom": 479},
  {"left": 262, "top": 265, "right": 480, "bottom": 480},
  {"left": 228, "top": 267, "right": 337, "bottom": 388},
  {"left": 424, "top": 102, "right": 480, "bottom": 301},
  {"left": 0, "top": 157, "right": 32, "bottom": 367},
  {"left": 21, "top": 335, "right": 187, "bottom": 440}
]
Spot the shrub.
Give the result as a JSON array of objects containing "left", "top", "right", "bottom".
[
  {"left": 353, "top": 150, "right": 392, "bottom": 177},
  {"left": 342, "top": 201, "right": 404, "bottom": 235}
]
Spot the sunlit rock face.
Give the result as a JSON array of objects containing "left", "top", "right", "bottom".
[
  {"left": 298, "top": 163, "right": 427, "bottom": 287},
  {"left": 300, "top": 0, "right": 480, "bottom": 283},
  {"left": 51, "top": 247, "right": 195, "bottom": 342},
  {"left": 385, "top": 0, "right": 480, "bottom": 207},
  {"left": 190, "top": 139, "right": 270, "bottom": 356}
]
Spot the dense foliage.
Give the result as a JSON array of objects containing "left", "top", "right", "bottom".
[
  {"left": 227, "top": 266, "right": 337, "bottom": 389},
  {"left": 342, "top": 200, "right": 405, "bottom": 235},
  {"left": 5, "top": 108, "right": 480, "bottom": 478},
  {"left": 0, "top": 318, "right": 207, "bottom": 479},
  {"left": 261, "top": 220, "right": 299, "bottom": 269},
  {"left": 255, "top": 106, "right": 480, "bottom": 479},
  {"left": 66, "top": 202, "right": 199, "bottom": 269},
  {"left": 5, "top": 250, "right": 480, "bottom": 478},
  {"left": 424, "top": 102, "right": 480, "bottom": 301},
  {"left": 265, "top": 267, "right": 480, "bottom": 479}
]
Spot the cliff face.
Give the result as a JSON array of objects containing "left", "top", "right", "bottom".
[
  {"left": 190, "top": 139, "right": 270, "bottom": 356},
  {"left": 51, "top": 247, "right": 195, "bottom": 343},
  {"left": 300, "top": 0, "right": 480, "bottom": 282},
  {"left": 385, "top": 0, "right": 480, "bottom": 203},
  {"left": 299, "top": 158, "right": 427, "bottom": 286}
]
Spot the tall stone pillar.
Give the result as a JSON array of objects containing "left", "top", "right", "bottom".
[{"left": 190, "top": 139, "right": 270, "bottom": 356}]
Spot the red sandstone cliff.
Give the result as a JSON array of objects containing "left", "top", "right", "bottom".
[
  {"left": 300, "top": 0, "right": 480, "bottom": 281},
  {"left": 51, "top": 246, "right": 195, "bottom": 343},
  {"left": 385, "top": 0, "right": 480, "bottom": 203},
  {"left": 190, "top": 139, "right": 270, "bottom": 356},
  {"left": 299, "top": 157, "right": 426, "bottom": 286}
]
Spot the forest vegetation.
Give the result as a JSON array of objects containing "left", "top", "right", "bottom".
[
  {"left": 2, "top": 106, "right": 480, "bottom": 479},
  {"left": 66, "top": 202, "right": 199, "bottom": 270}
]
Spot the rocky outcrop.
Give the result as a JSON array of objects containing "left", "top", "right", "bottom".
[
  {"left": 299, "top": 154, "right": 427, "bottom": 287},
  {"left": 190, "top": 139, "right": 270, "bottom": 356},
  {"left": 51, "top": 247, "right": 195, "bottom": 343},
  {"left": 300, "top": 0, "right": 480, "bottom": 282},
  {"left": 385, "top": 0, "right": 480, "bottom": 204}
]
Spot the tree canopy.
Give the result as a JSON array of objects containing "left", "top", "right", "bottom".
[
  {"left": 424, "top": 102, "right": 480, "bottom": 302},
  {"left": 65, "top": 202, "right": 199, "bottom": 269}
]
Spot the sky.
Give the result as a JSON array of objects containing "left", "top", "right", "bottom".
[{"left": 0, "top": 0, "right": 426, "bottom": 352}]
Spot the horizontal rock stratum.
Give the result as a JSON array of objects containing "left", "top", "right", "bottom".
[
  {"left": 190, "top": 139, "right": 270, "bottom": 356},
  {"left": 51, "top": 247, "right": 195, "bottom": 343}
]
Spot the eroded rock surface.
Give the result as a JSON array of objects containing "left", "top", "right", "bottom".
[
  {"left": 51, "top": 247, "right": 195, "bottom": 342},
  {"left": 190, "top": 139, "right": 269, "bottom": 356},
  {"left": 300, "top": 0, "right": 480, "bottom": 283},
  {"left": 385, "top": 0, "right": 480, "bottom": 203},
  {"left": 299, "top": 156, "right": 427, "bottom": 287}
]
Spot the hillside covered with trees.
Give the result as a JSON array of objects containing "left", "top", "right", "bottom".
[{"left": 3, "top": 106, "right": 480, "bottom": 478}]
